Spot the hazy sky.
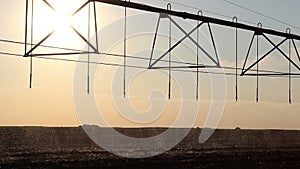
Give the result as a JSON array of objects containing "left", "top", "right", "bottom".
[{"left": 1, "top": 0, "right": 300, "bottom": 129}]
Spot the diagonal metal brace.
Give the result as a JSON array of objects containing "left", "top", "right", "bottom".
[
  {"left": 241, "top": 36, "right": 287, "bottom": 75},
  {"left": 242, "top": 34, "right": 300, "bottom": 75},
  {"left": 148, "top": 21, "right": 205, "bottom": 68},
  {"left": 24, "top": 30, "right": 55, "bottom": 57},
  {"left": 263, "top": 34, "right": 300, "bottom": 71},
  {"left": 149, "top": 15, "right": 161, "bottom": 67},
  {"left": 168, "top": 16, "right": 219, "bottom": 67},
  {"left": 292, "top": 39, "right": 300, "bottom": 63},
  {"left": 71, "top": 25, "right": 98, "bottom": 53}
]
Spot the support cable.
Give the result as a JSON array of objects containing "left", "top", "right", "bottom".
[
  {"left": 5, "top": 37, "right": 290, "bottom": 73},
  {"left": 222, "top": 0, "right": 300, "bottom": 31},
  {"left": 2, "top": 50, "right": 300, "bottom": 78},
  {"left": 92, "top": 0, "right": 300, "bottom": 41}
]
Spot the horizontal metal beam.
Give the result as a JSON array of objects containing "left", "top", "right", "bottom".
[
  {"left": 30, "top": 52, "right": 96, "bottom": 57},
  {"left": 91, "top": 0, "right": 300, "bottom": 40},
  {"left": 242, "top": 73, "right": 300, "bottom": 76},
  {"left": 150, "top": 65, "right": 216, "bottom": 69}
]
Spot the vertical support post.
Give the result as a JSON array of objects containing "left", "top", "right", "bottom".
[
  {"left": 87, "top": 3, "right": 91, "bottom": 95},
  {"left": 287, "top": 28, "right": 292, "bottom": 104},
  {"left": 25, "top": 0, "right": 29, "bottom": 55},
  {"left": 256, "top": 23, "right": 262, "bottom": 103},
  {"left": 29, "top": 0, "right": 34, "bottom": 89},
  {"left": 196, "top": 10, "right": 202, "bottom": 100},
  {"left": 167, "top": 3, "right": 172, "bottom": 100},
  {"left": 256, "top": 34, "right": 259, "bottom": 103},
  {"left": 289, "top": 38, "right": 292, "bottom": 104},
  {"left": 233, "top": 16, "right": 238, "bottom": 101},
  {"left": 123, "top": 0, "right": 129, "bottom": 98}
]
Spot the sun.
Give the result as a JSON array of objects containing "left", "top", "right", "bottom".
[
  {"left": 32, "top": 0, "right": 91, "bottom": 49},
  {"left": 53, "top": 8, "right": 73, "bottom": 31}
]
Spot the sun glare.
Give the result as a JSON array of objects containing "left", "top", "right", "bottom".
[
  {"left": 33, "top": 0, "right": 90, "bottom": 48},
  {"left": 53, "top": 10, "right": 72, "bottom": 31}
]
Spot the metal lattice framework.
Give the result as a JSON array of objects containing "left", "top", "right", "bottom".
[
  {"left": 24, "top": 0, "right": 99, "bottom": 57},
  {"left": 23, "top": 0, "right": 300, "bottom": 103}
]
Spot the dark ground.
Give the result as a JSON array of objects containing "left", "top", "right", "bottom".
[{"left": 0, "top": 126, "right": 300, "bottom": 169}]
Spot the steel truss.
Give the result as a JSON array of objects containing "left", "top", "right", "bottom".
[
  {"left": 24, "top": 0, "right": 99, "bottom": 92},
  {"left": 24, "top": 0, "right": 99, "bottom": 57},
  {"left": 24, "top": 0, "right": 300, "bottom": 103}
]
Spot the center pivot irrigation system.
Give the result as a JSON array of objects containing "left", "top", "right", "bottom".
[{"left": 23, "top": 0, "right": 300, "bottom": 103}]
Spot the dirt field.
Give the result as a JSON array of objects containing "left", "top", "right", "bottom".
[{"left": 0, "top": 127, "right": 300, "bottom": 169}]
